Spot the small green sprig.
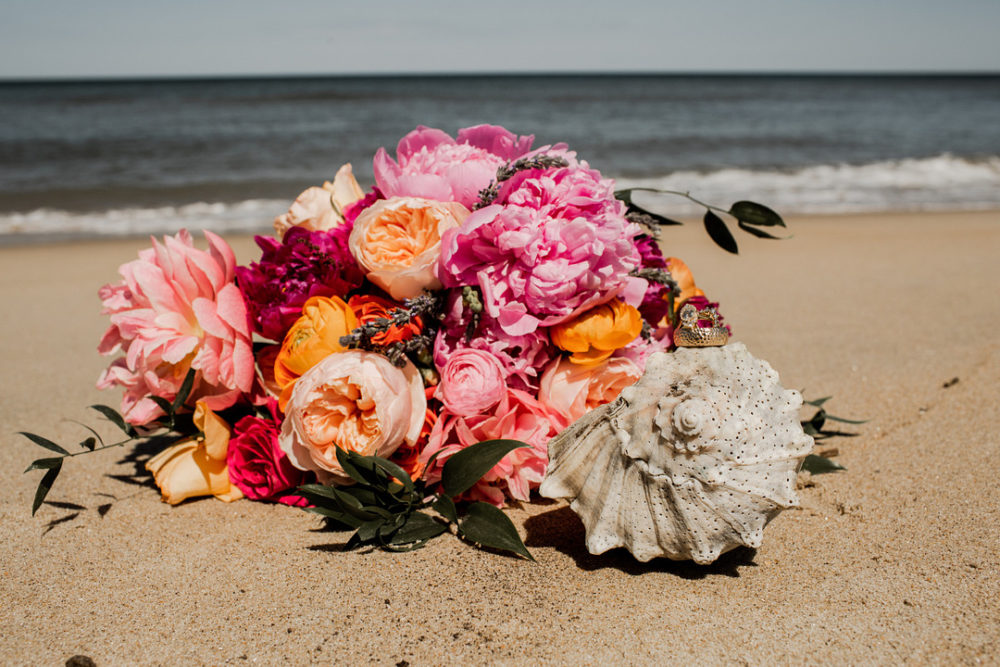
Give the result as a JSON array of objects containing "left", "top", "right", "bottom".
[
  {"left": 799, "top": 395, "right": 867, "bottom": 474},
  {"left": 21, "top": 369, "right": 199, "bottom": 515},
  {"left": 298, "top": 440, "right": 535, "bottom": 560},
  {"left": 616, "top": 188, "right": 790, "bottom": 255}
]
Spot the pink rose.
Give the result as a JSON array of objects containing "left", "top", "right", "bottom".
[
  {"left": 97, "top": 230, "right": 255, "bottom": 425},
  {"left": 373, "top": 125, "right": 534, "bottom": 209},
  {"left": 538, "top": 356, "right": 643, "bottom": 431},
  {"left": 279, "top": 350, "right": 426, "bottom": 483},
  {"left": 273, "top": 163, "right": 365, "bottom": 237},
  {"left": 435, "top": 349, "right": 507, "bottom": 417},
  {"left": 226, "top": 399, "right": 311, "bottom": 506},
  {"left": 349, "top": 196, "right": 469, "bottom": 300},
  {"left": 420, "top": 388, "right": 556, "bottom": 506}
]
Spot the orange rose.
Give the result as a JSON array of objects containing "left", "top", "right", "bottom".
[
  {"left": 348, "top": 294, "right": 423, "bottom": 346},
  {"left": 550, "top": 298, "right": 643, "bottom": 366},
  {"left": 665, "top": 256, "right": 704, "bottom": 314},
  {"left": 145, "top": 402, "right": 244, "bottom": 505},
  {"left": 273, "top": 163, "right": 365, "bottom": 237},
  {"left": 348, "top": 196, "right": 469, "bottom": 300},
  {"left": 274, "top": 296, "right": 358, "bottom": 408}
]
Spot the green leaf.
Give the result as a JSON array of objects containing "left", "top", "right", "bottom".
[
  {"left": 68, "top": 420, "right": 104, "bottom": 447},
  {"left": 31, "top": 460, "right": 63, "bottom": 516},
  {"left": 432, "top": 495, "right": 458, "bottom": 524},
  {"left": 458, "top": 502, "right": 534, "bottom": 561},
  {"left": 801, "top": 454, "right": 846, "bottom": 474},
  {"left": 24, "top": 457, "right": 63, "bottom": 473},
  {"left": 297, "top": 484, "right": 380, "bottom": 522},
  {"left": 803, "top": 396, "right": 833, "bottom": 408},
  {"left": 18, "top": 432, "right": 70, "bottom": 456},
  {"left": 149, "top": 396, "right": 174, "bottom": 419},
  {"left": 385, "top": 512, "right": 447, "bottom": 546},
  {"left": 334, "top": 447, "right": 384, "bottom": 487},
  {"left": 703, "top": 211, "right": 739, "bottom": 255},
  {"left": 729, "top": 200, "right": 786, "bottom": 227},
  {"left": 441, "top": 439, "right": 529, "bottom": 498},
  {"left": 824, "top": 414, "right": 869, "bottom": 425},
  {"left": 368, "top": 457, "right": 415, "bottom": 496},
  {"left": 79, "top": 437, "right": 97, "bottom": 452},
  {"left": 171, "top": 368, "right": 197, "bottom": 414},
  {"left": 737, "top": 220, "right": 787, "bottom": 240},
  {"left": 89, "top": 404, "right": 137, "bottom": 437},
  {"left": 302, "top": 505, "right": 364, "bottom": 529}
]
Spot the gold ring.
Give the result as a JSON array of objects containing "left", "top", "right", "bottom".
[{"left": 673, "top": 303, "right": 729, "bottom": 348}]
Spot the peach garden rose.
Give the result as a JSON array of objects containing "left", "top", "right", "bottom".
[
  {"left": 279, "top": 350, "right": 426, "bottom": 483},
  {"left": 348, "top": 196, "right": 469, "bottom": 301}
]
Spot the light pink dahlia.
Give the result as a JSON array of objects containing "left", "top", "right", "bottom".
[
  {"left": 438, "top": 203, "right": 643, "bottom": 336},
  {"left": 97, "top": 230, "right": 255, "bottom": 425},
  {"left": 373, "top": 124, "right": 534, "bottom": 210}
]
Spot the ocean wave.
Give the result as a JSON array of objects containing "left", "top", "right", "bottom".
[
  {"left": 0, "top": 199, "right": 286, "bottom": 242},
  {"left": 616, "top": 154, "right": 1000, "bottom": 215},
  {"left": 2, "top": 154, "right": 999, "bottom": 242}
]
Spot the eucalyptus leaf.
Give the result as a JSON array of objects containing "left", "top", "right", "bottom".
[
  {"left": 79, "top": 437, "right": 97, "bottom": 452},
  {"left": 441, "top": 439, "right": 529, "bottom": 498},
  {"left": 171, "top": 368, "right": 197, "bottom": 413},
  {"left": 737, "top": 220, "right": 787, "bottom": 240},
  {"left": 89, "top": 404, "right": 137, "bottom": 437},
  {"left": 703, "top": 211, "right": 739, "bottom": 255},
  {"left": 729, "top": 200, "right": 786, "bottom": 227},
  {"left": 68, "top": 420, "right": 104, "bottom": 447},
  {"left": 18, "top": 432, "right": 70, "bottom": 456},
  {"left": 31, "top": 460, "right": 63, "bottom": 516},
  {"left": 432, "top": 495, "right": 458, "bottom": 524},
  {"left": 458, "top": 502, "right": 534, "bottom": 561},
  {"left": 801, "top": 454, "right": 846, "bottom": 474},
  {"left": 24, "top": 457, "right": 63, "bottom": 473}
]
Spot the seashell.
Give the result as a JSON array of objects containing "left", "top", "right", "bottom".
[{"left": 539, "top": 342, "right": 813, "bottom": 564}]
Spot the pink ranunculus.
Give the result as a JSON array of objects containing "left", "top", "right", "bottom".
[
  {"left": 438, "top": 202, "right": 643, "bottom": 336},
  {"left": 373, "top": 125, "right": 534, "bottom": 210},
  {"left": 538, "top": 356, "right": 643, "bottom": 431},
  {"left": 226, "top": 399, "right": 312, "bottom": 506},
  {"left": 436, "top": 348, "right": 507, "bottom": 417},
  {"left": 433, "top": 290, "right": 555, "bottom": 393},
  {"left": 348, "top": 196, "right": 469, "bottom": 300},
  {"left": 97, "top": 230, "right": 255, "bottom": 425},
  {"left": 420, "top": 388, "right": 557, "bottom": 506},
  {"left": 279, "top": 350, "right": 426, "bottom": 483}
]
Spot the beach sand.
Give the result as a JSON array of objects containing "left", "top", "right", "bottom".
[{"left": 1, "top": 210, "right": 998, "bottom": 665}]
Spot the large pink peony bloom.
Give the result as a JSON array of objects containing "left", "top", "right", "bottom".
[
  {"left": 497, "top": 164, "right": 623, "bottom": 221},
  {"left": 373, "top": 125, "right": 534, "bottom": 210},
  {"left": 438, "top": 202, "right": 643, "bottom": 336},
  {"left": 420, "top": 387, "right": 556, "bottom": 507},
  {"left": 97, "top": 230, "right": 255, "bottom": 425}
]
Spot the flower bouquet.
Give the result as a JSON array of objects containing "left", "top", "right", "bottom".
[{"left": 23, "top": 124, "right": 821, "bottom": 562}]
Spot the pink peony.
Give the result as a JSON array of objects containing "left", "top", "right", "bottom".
[
  {"left": 433, "top": 290, "right": 555, "bottom": 392},
  {"left": 420, "top": 387, "right": 557, "bottom": 506},
  {"left": 435, "top": 348, "right": 507, "bottom": 417},
  {"left": 97, "top": 230, "right": 255, "bottom": 425},
  {"left": 226, "top": 400, "right": 311, "bottom": 506},
  {"left": 497, "top": 164, "right": 623, "bottom": 222},
  {"left": 438, "top": 202, "right": 643, "bottom": 336},
  {"left": 538, "top": 356, "right": 643, "bottom": 431},
  {"left": 373, "top": 125, "right": 534, "bottom": 210}
]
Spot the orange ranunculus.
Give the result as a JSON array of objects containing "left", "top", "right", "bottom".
[
  {"left": 665, "top": 256, "right": 704, "bottom": 314},
  {"left": 274, "top": 296, "right": 358, "bottom": 408},
  {"left": 348, "top": 294, "right": 423, "bottom": 346},
  {"left": 145, "top": 401, "right": 244, "bottom": 505},
  {"left": 348, "top": 196, "right": 469, "bottom": 300},
  {"left": 550, "top": 298, "right": 643, "bottom": 366}
]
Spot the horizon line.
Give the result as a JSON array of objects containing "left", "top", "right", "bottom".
[{"left": 2, "top": 69, "right": 999, "bottom": 84}]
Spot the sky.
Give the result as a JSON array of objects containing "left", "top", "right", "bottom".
[{"left": 1, "top": 0, "right": 998, "bottom": 79}]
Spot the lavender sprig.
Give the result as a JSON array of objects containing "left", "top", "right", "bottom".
[
  {"left": 339, "top": 292, "right": 443, "bottom": 368},
  {"left": 474, "top": 154, "right": 570, "bottom": 209}
]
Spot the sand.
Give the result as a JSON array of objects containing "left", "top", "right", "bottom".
[{"left": 1, "top": 210, "right": 998, "bottom": 665}]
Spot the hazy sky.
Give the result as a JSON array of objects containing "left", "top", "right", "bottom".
[{"left": 2, "top": 0, "right": 998, "bottom": 78}]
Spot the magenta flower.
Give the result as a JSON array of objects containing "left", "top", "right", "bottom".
[
  {"left": 633, "top": 232, "right": 673, "bottom": 326},
  {"left": 373, "top": 125, "right": 534, "bottom": 209},
  {"left": 97, "top": 230, "right": 255, "bottom": 425},
  {"left": 226, "top": 400, "right": 311, "bottom": 506},
  {"left": 438, "top": 202, "right": 643, "bottom": 336},
  {"left": 235, "top": 225, "right": 365, "bottom": 342}
]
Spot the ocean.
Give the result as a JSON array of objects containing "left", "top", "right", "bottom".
[{"left": 1, "top": 74, "right": 998, "bottom": 242}]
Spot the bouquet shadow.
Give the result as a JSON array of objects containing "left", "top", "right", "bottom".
[{"left": 523, "top": 505, "right": 758, "bottom": 579}]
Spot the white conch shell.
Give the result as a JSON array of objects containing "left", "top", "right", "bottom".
[{"left": 540, "top": 342, "right": 813, "bottom": 564}]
